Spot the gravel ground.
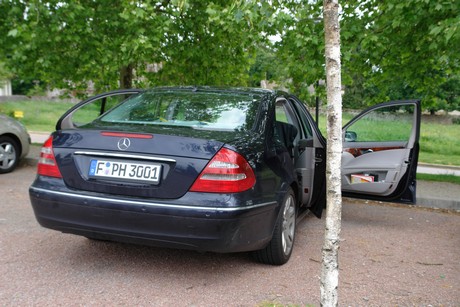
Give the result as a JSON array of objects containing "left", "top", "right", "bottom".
[{"left": 1, "top": 165, "right": 459, "bottom": 306}]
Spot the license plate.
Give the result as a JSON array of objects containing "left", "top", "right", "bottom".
[{"left": 88, "top": 159, "right": 161, "bottom": 184}]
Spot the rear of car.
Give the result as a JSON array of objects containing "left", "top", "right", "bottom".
[{"left": 29, "top": 88, "right": 283, "bottom": 254}]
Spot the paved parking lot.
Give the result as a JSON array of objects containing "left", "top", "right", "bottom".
[{"left": 1, "top": 165, "right": 459, "bottom": 306}]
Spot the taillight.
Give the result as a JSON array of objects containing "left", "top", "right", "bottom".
[
  {"left": 37, "top": 136, "right": 62, "bottom": 178},
  {"left": 190, "top": 148, "right": 256, "bottom": 193}
]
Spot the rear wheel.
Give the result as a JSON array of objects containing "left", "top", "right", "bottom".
[
  {"left": 0, "top": 136, "right": 20, "bottom": 174},
  {"left": 253, "top": 188, "right": 297, "bottom": 265}
]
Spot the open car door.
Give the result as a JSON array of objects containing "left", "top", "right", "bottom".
[{"left": 341, "top": 100, "right": 421, "bottom": 204}]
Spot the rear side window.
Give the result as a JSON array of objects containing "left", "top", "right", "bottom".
[{"left": 97, "top": 91, "right": 261, "bottom": 132}]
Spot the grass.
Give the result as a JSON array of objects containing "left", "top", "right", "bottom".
[
  {"left": 0, "top": 100, "right": 75, "bottom": 131},
  {"left": 418, "top": 121, "right": 460, "bottom": 166},
  {"left": 1, "top": 99, "right": 459, "bottom": 167},
  {"left": 417, "top": 173, "right": 460, "bottom": 185}
]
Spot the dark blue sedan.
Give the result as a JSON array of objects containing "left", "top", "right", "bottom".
[{"left": 29, "top": 87, "right": 421, "bottom": 265}]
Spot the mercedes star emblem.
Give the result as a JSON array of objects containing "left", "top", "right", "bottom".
[{"left": 117, "top": 138, "right": 131, "bottom": 151}]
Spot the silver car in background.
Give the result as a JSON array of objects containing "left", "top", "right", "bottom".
[{"left": 0, "top": 114, "right": 30, "bottom": 173}]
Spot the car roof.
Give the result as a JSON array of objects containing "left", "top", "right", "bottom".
[{"left": 142, "top": 86, "right": 281, "bottom": 96}]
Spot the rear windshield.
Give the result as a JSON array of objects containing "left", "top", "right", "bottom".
[{"left": 96, "top": 91, "right": 261, "bottom": 132}]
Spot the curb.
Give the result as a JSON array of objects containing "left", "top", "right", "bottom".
[{"left": 415, "top": 197, "right": 460, "bottom": 211}]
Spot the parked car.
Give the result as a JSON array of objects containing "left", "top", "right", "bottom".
[
  {"left": 0, "top": 114, "right": 30, "bottom": 173},
  {"left": 29, "top": 87, "right": 421, "bottom": 265}
]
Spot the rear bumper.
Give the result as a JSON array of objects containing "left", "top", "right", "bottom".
[{"left": 29, "top": 186, "right": 279, "bottom": 253}]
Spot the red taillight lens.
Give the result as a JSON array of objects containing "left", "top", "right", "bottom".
[
  {"left": 190, "top": 148, "right": 256, "bottom": 193},
  {"left": 37, "top": 136, "right": 62, "bottom": 178}
]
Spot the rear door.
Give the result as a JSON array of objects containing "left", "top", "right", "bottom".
[
  {"left": 288, "top": 96, "right": 327, "bottom": 214},
  {"left": 341, "top": 100, "right": 421, "bottom": 203},
  {"left": 273, "top": 96, "right": 327, "bottom": 217}
]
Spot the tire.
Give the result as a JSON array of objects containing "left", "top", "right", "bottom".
[
  {"left": 0, "top": 136, "right": 20, "bottom": 174},
  {"left": 253, "top": 187, "right": 297, "bottom": 265}
]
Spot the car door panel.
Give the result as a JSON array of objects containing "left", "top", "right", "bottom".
[
  {"left": 274, "top": 98, "right": 317, "bottom": 207},
  {"left": 287, "top": 96, "right": 327, "bottom": 217},
  {"left": 341, "top": 100, "right": 421, "bottom": 203},
  {"left": 342, "top": 148, "right": 410, "bottom": 196},
  {"left": 295, "top": 142, "right": 316, "bottom": 205}
]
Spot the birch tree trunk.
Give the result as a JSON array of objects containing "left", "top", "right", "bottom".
[{"left": 321, "top": 0, "right": 343, "bottom": 306}]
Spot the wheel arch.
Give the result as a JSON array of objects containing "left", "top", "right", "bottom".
[
  {"left": 0, "top": 133, "right": 22, "bottom": 157},
  {"left": 277, "top": 179, "right": 301, "bottom": 217},
  {"left": 289, "top": 181, "right": 301, "bottom": 209}
]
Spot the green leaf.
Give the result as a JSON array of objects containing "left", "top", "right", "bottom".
[
  {"left": 429, "top": 26, "right": 443, "bottom": 36},
  {"left": 7, "top": 29, "right": 18, "bottom": 37}
]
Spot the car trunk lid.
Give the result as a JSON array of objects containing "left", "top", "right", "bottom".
[{"left": 51, "top": 130, "right": 224, "bottom": 199}]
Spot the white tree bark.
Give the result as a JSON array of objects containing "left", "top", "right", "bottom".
[{"left": 321, "top": 0, "right": 343, "bottom": 306}]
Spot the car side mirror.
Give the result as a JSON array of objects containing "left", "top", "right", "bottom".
[{"left": 345, "top": 131, "right": 357, "bottom": 142}]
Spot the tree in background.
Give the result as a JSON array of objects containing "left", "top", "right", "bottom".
[
  {"left": 341, "top": 0, "right": 459, "bottom": 112},
  {"left": 148, "top": 1, "right": 272, "bottom": 87},
  {"left": 267, "top": 0, "right": 459, "bottom": 112},
  {"left": 269, "top": 0, "right": 325, "bottom": 106},
  {"left": 247, "top": 44, "right": 284, "bottom": 88},
  {"left": 1, "top": 0, "right": 458, "bottom": 110},
  {"left": 0, "top": 0, "right": 274, "bottom": 94},
  {"left": 0, "top": 62, "right": 12, "bottom": 80}
]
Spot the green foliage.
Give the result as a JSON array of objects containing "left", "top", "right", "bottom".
[
  {"left": 0, "top": 61, "right": 13, "bottom": 81},
  {"left": 0, "top": 0, "right": 274, "bottom": 93},
  {"left": 11, "top": 78, "right": 36, "bottom": 95},
  {"left": 146, "top": 1, "right": 272, "bottom": 87},
  {"left": 340, "top": 0, "right": 460, "bottom": 111},
  {"left": 1, "top": 0, "right": 458, "bottom": 113},
  {"left": 248, "top": 45, "right": 284, "bottom": 87},
  {"left": 258, "top": 0, "right": 460, "bottom": 111},
  {"left": 270, "top": 1, "right": 325, "bottom": 103}
]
